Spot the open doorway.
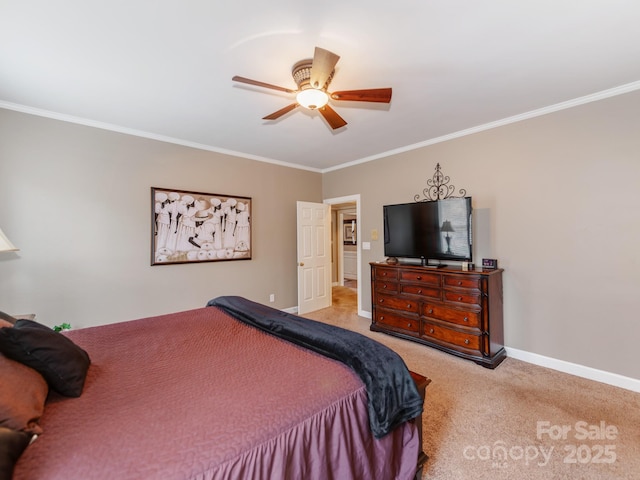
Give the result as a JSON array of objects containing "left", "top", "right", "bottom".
[{"left": 325, "top": 195, "right": 361, "bottom": 315}]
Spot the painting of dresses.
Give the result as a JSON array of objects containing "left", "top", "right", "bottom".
[{"left": 151, "top": 187, "right": 251, "bottom": 265}]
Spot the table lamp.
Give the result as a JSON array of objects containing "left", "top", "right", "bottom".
[{"left": 0, "top": 227, "right": 19, "bottom": 252}]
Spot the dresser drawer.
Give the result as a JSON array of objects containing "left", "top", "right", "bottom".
[
  {"left": 422, "top": 303, "right": 480, "bottom": 328},
  {"left": 374, "top": 267, "right": 398, "bottom": 281},
  {"left": 375, "top": 280, "right": 399, "bottom": 294},
  {"left": 443, "top": 275, "right": 481, "bottom": 290},
  {"left": 400, "top": 284, "right": 441, "bottom": 300},
  {"left": 443, "top": 290, "right": 481, "bottom": 306},
  {"left": 374, "top": 293, "right": 419, "bottom": 314},
  {"left": 422, "top": 322, "right": 481, "bottom": 351},
  {"left": 400, "top": 271, "right": 440, "bottom": 286},
  {"left": 375, "top": 310, "right": 420, "bottom": 333}
]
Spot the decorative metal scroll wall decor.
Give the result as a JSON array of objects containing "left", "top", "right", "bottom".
[{"left": 414, "top": 163, "right": 467, "bottom": 202}]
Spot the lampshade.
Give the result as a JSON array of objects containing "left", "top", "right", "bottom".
[
  {"left": 0, "top": 228, "right": 19, "bottom": 252},
  {"left": 441, "top": 221, "right": 454, "bottom": 233},
  {"left": 296, "top": 88, "right": 329, "bottom": 110}
]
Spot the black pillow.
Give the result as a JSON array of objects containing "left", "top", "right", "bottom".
[
  {"left": 0, "top": 427, "right": 32, "bottom": 480},
  {"left": 0, "top": 320, "right": 90, "bottom": 397}
]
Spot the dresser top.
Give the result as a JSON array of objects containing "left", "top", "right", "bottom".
[{"left": 370, "top": 262, "right": 503, "bottom": 276}]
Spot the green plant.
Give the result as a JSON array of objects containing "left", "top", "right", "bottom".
[{"left": 53, "top": 323, "right": 71, "bottom": 332}]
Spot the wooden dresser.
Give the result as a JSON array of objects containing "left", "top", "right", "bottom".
[{"left": 370, "top": 262, "right": 506, "bottom": 368}]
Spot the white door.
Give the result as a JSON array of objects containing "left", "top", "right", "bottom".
[{"left": 297, "top": 201, "right": 331, "bottom": 314}]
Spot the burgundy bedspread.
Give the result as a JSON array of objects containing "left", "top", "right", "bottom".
[{"left": 14, "top": 307, "right": 419, "bottom": 480}]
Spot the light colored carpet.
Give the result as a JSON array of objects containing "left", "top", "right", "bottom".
[{"left": 303, "top": 287, "right": 640, "bottom": 480}]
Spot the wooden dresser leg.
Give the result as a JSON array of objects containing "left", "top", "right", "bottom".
[{"left": 409, "top": 371, "right": 431, "bottom": 479}]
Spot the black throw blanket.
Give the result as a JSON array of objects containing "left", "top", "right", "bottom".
[{"left": 207, "top": 296, "right": 424, "bottom": 438}]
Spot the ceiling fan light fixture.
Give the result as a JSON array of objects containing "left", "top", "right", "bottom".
[
  {"left": 296, "top": 88, "right": 329, "bottom": 110},
  {"left": 232, "top": 46, "right": 391, "bottom": 129}
]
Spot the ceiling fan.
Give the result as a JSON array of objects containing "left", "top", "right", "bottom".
[{"left": 232, "top": 47, "right": 392, "bottom": 129}]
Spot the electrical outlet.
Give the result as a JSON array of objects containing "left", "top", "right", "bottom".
[
  {"left": 269, "top": 294, "right": 275, "bottom": 303},
  {"left": 371, "top": 229, "right": 378, "bottom": 241}
]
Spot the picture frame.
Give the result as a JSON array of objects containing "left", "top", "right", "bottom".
[
  {"left": 482, "top": 258, "right": 498, "bottom": 270},
  {"left": 343, "top": 220, "right": 356, "bottom": 245},
  {"left": 151, "top": 187, "right": 251, "bottom": 265}
]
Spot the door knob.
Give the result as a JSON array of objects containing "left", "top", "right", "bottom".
[{"left": 298, "top": 262, "right": 304, "bottom": 266}]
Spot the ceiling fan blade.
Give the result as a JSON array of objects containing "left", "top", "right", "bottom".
[
  {"left": 319, "top": 104, "right": 347, "bottom": 129},
  {"left": 232, "top": 76, "right": 297, "bottom": 94},
  {"left": 262, "top": 103, "right": 299, "bottom": 120},
  {"left": 330, "top": 88, "right": 392, "bottom": 103},
  {"left": 310, "top": 47, "right": 340, "bottom": 89}
]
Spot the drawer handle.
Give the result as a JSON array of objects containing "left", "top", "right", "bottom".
[
  {"left": 380, "top": 316, "right": 384, "bottom": 321},
  {"left": 407, "top": 323, "right": 412, "bottom": 328},
  {"left": 383, "top": 284, "right": 388, "bottom": 289},
  {"left": 382, "top": 272, "right": 387, "bottom": 276},
  {"left": 463, "top": 317, "right": 469, "bottom": 322},
  {"left": 428, "top": 309, "right": 433, "bottom": 314},
  {"left": 407, "top": 304, "right": 412, "bottom": 309},
  {"left": 458, "top": 281, "right": 463, "bottom": 286},
  {"left": 458, "top": 296, "right": 463, "bottom": 301},
  {"left": 429, "top": 328, "right": 434, "bottom": 334},
  {"left": 464, "top": 339, "right": 470, "bottom": 345},
  {"left": 416, "top": 276, "right": 422, "bottom": 280},
  {"left": 418, "top": 289, "right": 423, "bottom": 294},
  {"left": 379, "top": 299, "right": 384, "bottom": 303}
]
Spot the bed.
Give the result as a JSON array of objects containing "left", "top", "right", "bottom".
[{"left": 1, "top": 296, "right": 429, "bottom": 480}]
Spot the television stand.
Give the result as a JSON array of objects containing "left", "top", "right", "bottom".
[
  {"left": 421, "top": 257, "right": 446, "bottom": 268},
  {"left": 370, "top": 262, "right": 506, "bottom": 368}
]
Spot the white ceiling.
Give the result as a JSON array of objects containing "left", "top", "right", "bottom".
[{"left": 2, "top": 1, "right": 639, "bottom": 172}]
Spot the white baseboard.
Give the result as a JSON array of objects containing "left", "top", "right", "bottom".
[{"left": 506, "top": 347, "right": 640, "bottom": 393}]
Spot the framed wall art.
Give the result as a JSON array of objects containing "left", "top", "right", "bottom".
[
  {"left": 151, "top": 187, "right": 251, "bottom": 265},
  {"left": 343, "top": 220, "right": 356, "bottom": 245}
]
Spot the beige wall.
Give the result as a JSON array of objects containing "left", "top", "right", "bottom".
[
  {"left": 2, "top": 89, "right": 639, "bottom": 381},
  {"left": 0, "top": 109, "right": 322, "bottom": 327},
  {"left": 322, "top": 90, "right": 640, "bottom": 380}
]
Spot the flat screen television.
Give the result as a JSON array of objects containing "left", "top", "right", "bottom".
[{"left": 383, "top": 197, "right": 472, "bottom": 265}]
